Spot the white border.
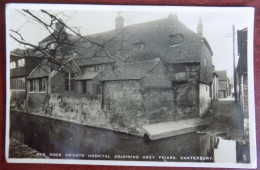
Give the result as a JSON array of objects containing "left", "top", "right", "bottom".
[{"left": 5, "top": 3, "right": 257, "bottom": 169}]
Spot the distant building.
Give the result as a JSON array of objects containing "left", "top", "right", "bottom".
[
  {"left": 212, "top": 72, "right": 219, "bottom": 100},
  {"left": 215, "top": 70, "right": 230, "bottom": 98}
]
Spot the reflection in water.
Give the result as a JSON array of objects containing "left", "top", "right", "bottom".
[{"left": 9, "top": 111, "right": 250, "bottom": 163}]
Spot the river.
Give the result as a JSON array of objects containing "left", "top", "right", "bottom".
[{"left": 9, "top": 110, "right": 250, "bottom": 163}]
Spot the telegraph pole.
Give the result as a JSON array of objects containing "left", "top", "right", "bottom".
[{"left": 233, "top": 25, "right": 237, "bottom": 102}]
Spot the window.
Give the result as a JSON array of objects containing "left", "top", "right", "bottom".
[
  {"left": 17, "top": 59, "right": 25, "bottom": 67},
  {"left": 10, "top": 78, "right": 25, "bottom": 90},
  {"left": 65, "top": 73, "right": 69, "bottom": 91},
  {"left": 82, "top": 81, "right": 87, "bottom": 93},
  {"left": 133, "top": 42, "right": 145, "bottom": 52},
  {"left": 70, "top": 73, "right": 75, "bottom": 91},
  {"left": 39, "top": 78, "right": 46, "bottom": 92},
  {"left": 94, "top": 65, "right": 104, "bottom": 72},
  {"left": 203, "top": 58, "right": 207, "bottom": 67},
  {"left": 30, "top": 79, "right": 36, "bottom": 92},
  {"left": 169, "top": 34, "right": 183, "bottom": 46},
  {"left": 96, "top": 84, "right": 101, "bottom": 94},
  {"left": 10, "top": 61, "right": 16, "bottom": 69},
  {"left": 65, "top": 73, "right": 75, "bottom": 91}
]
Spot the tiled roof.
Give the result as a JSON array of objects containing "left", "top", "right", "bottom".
[
  {"left": 10, "top": 48, "right": 35, "bottom": 57},
  {"left": 27, "top": 56, "right": 77, "bottom": 79},
  {"left": 76, "top": 16, "right": 209, "bottom": 64},
  {"left": 101, "top": 58, "right": 160, "bottom": 81},
  {"left": 74, "top": 57, "right": 116, "bottom": 67},
  {"left": 27, "top": 60, "right": 51, "bottom": 79},
  {"left": 76, "top": 72, "right": 100, "bottom": 80},
  {"left": 215, "top": 70, "right": 227, "bottom": 81},
  {"left": 39, "top": 33, "right": 78, "bottom": 43}
]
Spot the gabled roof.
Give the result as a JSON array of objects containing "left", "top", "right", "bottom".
[
  {"left": 100, "top": 58, "right": 162, "bottom": 81},
  {"left": 75, "top": 57, "right": 116, "bottom": 67},
  {"left": 39, "top": 32, "right": 78, "bottom": 43},
  {"left": 10, "top": 48, "right": 35, "bottom": 57},
  {"left": 215, "top": 70, "right": 227, "bottom": 81},
  {"left": 27, "top": 56, "right": 81, "bottom": 79},
  {"left": 27, "top": 59, "right": 51, "bottom": 79}
]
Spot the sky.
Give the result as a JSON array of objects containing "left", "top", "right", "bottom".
[{"left": 6, "top": 4, "right": 254, "bottom": 77}]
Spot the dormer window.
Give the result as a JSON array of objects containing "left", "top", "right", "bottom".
[
  {"left": 169, "top": 33, "right": 183, "bottom": 47},
  {"left": 133, "top": 42, "right": 145, "bottom": 53}
]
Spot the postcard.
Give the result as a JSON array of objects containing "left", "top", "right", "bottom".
[{"left": 5, "top": 3, "right": 256, "bottom": 168}]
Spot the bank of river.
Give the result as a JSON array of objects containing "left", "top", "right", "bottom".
[{"left": 9, "top": 138, "right": 49, "bottom": 158}]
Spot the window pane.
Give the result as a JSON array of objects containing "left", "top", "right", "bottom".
[
  {"left": 65, "top": 78, "right": 69, "bottom": 91},
  {"left": 39, "top": 78, "right": 42, "bottom": 91},
  {"left": 30, "top": 80, "right": 33, "bottom": 91},
  {"left": 70, "top": 80, "right": 74, "bottom": 91},
  {"left": 18, "top": 59, "right": 25, "bottom": 67}
]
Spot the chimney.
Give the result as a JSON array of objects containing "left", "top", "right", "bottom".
[
  {"left": 115, "top": 12, "right": 124, "bottom": 30},
  {"left": 55, "top": 19, "right": 65, "bottom": 33},
  {"left": 197, "top": 18, "right": 203, "bottom": 36},
  {"left": 168, "top": 12, "right": 178, "bottom": 20}
]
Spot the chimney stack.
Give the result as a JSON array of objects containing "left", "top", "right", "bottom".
[
  {"left": 197, "top": 18, "right": 203, "bottom": 36},
  {"left": 115, "top": 12, "right": 124, "bottom": 30},
  {"left": 168, "top": 12, "right": 178, "bottom": 20}
]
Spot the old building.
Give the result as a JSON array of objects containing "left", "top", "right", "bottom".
[
  {"left": 19, "top": 13, "right": 215, "bottom": 130},
  {"left": 215, "top": 70, "right": 230, "bottom": 98},
  {"left": 236, "top": 28, "right": 248, "bottom": 117},
  {"left": 95, "top": 14, "right": 213, "bottom": 117},
  {"left": 10, "top": 48, "right": 40, "bottom": 110},
  {"left": 101, "top": 58, "right": 174, "bottom": 125}
]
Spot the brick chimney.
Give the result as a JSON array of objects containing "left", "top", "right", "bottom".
[
  {"left": 115, "top": 12, "right": 124, "bottom": 30},
  {"left": 197, "top": 18, "right": 203, "bottom": 36}
]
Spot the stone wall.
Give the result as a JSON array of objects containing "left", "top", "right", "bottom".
[
  {"left": 199, "top": 83, "right": 212, "bottom": 116},
  {"left": 10, "top": 90, "right": 26, "bottom": 111},
  {"left": 142, "top": 88, "right": 174, "bottom": 123},
  {"left": 166, "top": 63, "right": 200, "bottom": 118},
  {"left": 102, "top": 80, "right": 175, "bottom": 133},
  {"left": 172, "top": 79, "right": 199, "bottom": 118}
]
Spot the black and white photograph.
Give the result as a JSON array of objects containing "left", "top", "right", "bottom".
[{"left": 5, "top": 4, "right": 256, "bottom": 168}]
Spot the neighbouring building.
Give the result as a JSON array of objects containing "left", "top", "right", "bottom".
[
  {"left": 215, "top": 70, "right": 230, "bottom": 98},
  {"left": 10, "top": 48, "right": 40, "bottom": 110},
  {"left": 26, "top": 57, "right": 82, "bottom": 110},
  {"left": 212, "top": 71, "right": 219, "bottom": 100},
  {"left": 236, "top": 28, "right": 248, "bottom": 136}
]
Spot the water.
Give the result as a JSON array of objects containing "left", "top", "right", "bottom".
[{"left": 9, "top": 111, "right": 250, "bottom": 163}]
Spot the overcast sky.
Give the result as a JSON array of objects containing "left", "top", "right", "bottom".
[{"left": 6, "top": 4, "right": 254, "bottom": 77}]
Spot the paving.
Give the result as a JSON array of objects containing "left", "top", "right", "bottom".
[{"left": 142, "top": 117, "right": 211, "bottom": 140}]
